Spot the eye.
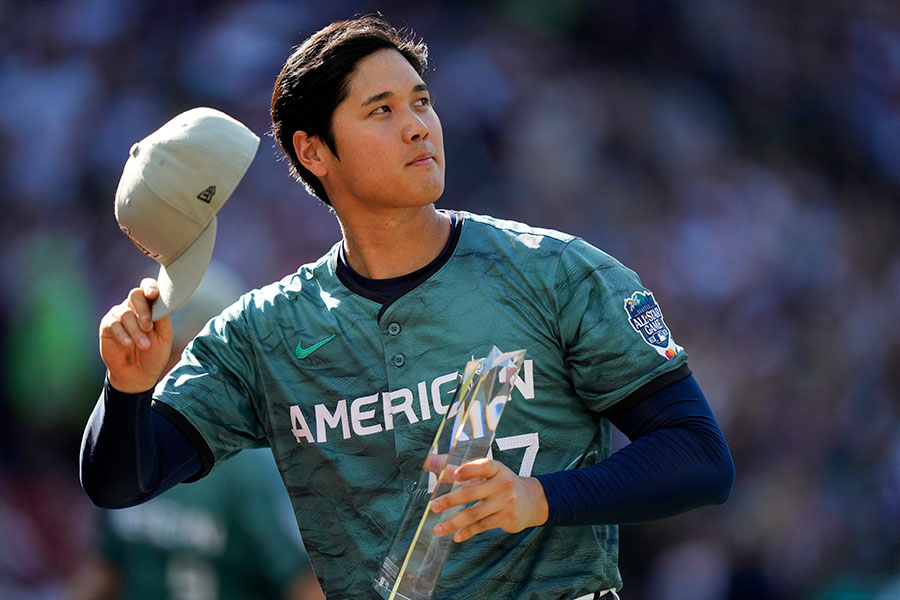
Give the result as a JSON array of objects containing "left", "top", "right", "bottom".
[
  {"left": 370, "top": 105, "right": 391, "bottom": 115},
  {"left": 414, "top": 96, "right": 431, "bottom": 108}
]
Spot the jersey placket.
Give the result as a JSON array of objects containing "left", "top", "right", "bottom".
[{"left": 377, "top": 299, "right": 442, "bottom": 493}]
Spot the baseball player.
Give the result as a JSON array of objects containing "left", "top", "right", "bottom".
[{"left": 81, "top": 15, "right": 734, "bottom": 599}]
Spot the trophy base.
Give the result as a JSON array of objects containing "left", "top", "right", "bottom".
[{"left": 374, "top": 532, "right": 454, "bottom": 600}]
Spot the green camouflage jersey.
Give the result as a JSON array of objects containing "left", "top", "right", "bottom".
[
  {"left": 97, "top": 449, "right": 311, "bottom": 600},
  {"left": 154, "top": 211, "right": 688, "bottom": 599}
]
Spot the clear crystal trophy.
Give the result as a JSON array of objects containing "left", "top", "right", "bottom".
[{"left": 374, "top": 347, "right": 527, "bottom": 600}]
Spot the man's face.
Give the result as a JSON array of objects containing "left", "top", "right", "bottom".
[{"left": 321, "top": 48, "right": 445, "bottom": 211}]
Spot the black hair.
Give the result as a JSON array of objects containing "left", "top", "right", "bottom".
[{"left": 270, "top": 15, "right": 429, "bottom": 205}]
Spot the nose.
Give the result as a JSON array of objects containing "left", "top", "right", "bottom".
[{"left": 406, "top": 111, "right": 429, "bottom": 143}]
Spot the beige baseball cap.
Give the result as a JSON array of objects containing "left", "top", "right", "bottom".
[{"left": 114, "top": 107, "right": 259, "bottom": 321}]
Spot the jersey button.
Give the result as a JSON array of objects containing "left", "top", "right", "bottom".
[
  {"left": 392, "top": 353, "right": 406, "bottom": 367},
  {"left": 388, "top": 322, "right": 401, "bottom": 336}
]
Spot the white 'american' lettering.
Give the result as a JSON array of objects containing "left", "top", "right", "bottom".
[{"left": 289, "top": 360, "right": 535, "bottom": 444}]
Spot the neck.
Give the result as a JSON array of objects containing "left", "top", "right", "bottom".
[{"left": 336, "top": 205, "right": 451, "bottom": 279}]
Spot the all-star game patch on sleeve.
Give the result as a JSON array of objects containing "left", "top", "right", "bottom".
[
  {"left": 554, "top": 237, "right": 689, "bottom": 413},
  {"left": 624, "top": 289, "right": 684, "bottom": 360}
]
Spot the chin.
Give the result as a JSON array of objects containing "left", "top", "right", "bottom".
[
  {"left": 401, "top": 180, "right": 444, "bottom": 207},
  {"left": 422, "top": 175, "right": 446, "bottom": 202},
  {"left": 421, "top": 187, "right": 445, "bottom": 207}
]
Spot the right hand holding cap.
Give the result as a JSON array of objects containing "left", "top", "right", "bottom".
[{"left": 99, "top": 278, "right": 173, "bottom": 394}]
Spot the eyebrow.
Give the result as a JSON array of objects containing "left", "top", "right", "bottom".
[{"left": 361, "top": 84, "right": 429, "bottom": 108}]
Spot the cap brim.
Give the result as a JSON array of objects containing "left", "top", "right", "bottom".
[{"left": 151, "top": 217, "right": 217, "bottom": 321}]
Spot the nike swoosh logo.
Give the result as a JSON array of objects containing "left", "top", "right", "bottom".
[{"left": 295, "top": 334, "right": 336, "bottom": 359}]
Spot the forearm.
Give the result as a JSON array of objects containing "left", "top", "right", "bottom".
[
  {"left": 537, "top": 375, "right": 734, "bottom": 526},
  {"left": 79, "top": 377, "right": 202, "bottom": 508},
  {"left": 537, "top": 420, "right": 732, "bottom": 525}
]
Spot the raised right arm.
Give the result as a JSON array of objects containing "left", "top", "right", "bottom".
[{"left": 80, "top": 279, "right": 201, "bottom": 508}]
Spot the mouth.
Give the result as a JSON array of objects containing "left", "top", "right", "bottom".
[{"left": 406, "top": 153, "right": 435, "bottom": 166}]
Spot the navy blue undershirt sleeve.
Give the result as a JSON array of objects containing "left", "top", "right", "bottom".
[
  {"left": 79, "top": 377, "right": 203, "bottom": 509},
  {"left": 536, "top": 373, "right": 734, "bottom": 526}
]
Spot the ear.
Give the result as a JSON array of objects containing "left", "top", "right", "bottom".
[{"left": 292, "top": 131, "right": 329, "bottom": 177}]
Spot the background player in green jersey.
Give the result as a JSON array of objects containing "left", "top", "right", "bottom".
[
  {"left": 68, "top": 449, "right": 322, "bottom": 600},
  {"left": 82, "top": 15, "right": 734, "bottom": 599}
]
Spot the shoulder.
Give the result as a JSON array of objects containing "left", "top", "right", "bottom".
[
  {"left": 457, "top": 211, "right": 624, "bottom": 274},
  {"left": 229, "top": 243, "right": 341, "bottom": 318},
  {"left": 458, "top": 211, "right": 577, "bottom": 250},
  {"left": 455, "top": 212, "right": 579, "bottom": 275},
  {"left": 192, "top": 245, "right": 341, "bottom": 351}
]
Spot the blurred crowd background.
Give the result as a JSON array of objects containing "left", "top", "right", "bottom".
[{"left": 1, "top": 0, "right": 898, "bottom": 598}]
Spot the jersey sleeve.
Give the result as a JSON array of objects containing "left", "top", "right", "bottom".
[
  {"left": 555, "top": 237, "right": 689, "bottom": 413},
  {"left": 152, "top": 303, "right": 267, "bottom": 468}
]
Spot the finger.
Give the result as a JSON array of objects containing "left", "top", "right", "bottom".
[
  {"left": 104, "top": 320, "right": 134, "bottom": 346},
  {"left": 454, "top": 458, "right": 499, "bottom": 482},
  {"left": 431, "top": 479, "right": 491, "bottom": 513},
  {"left": 140, "top": 278, "right": 160, "bottom": 297},
  {"left": 423, "top": 453, "right": 449, "bottom": 474},
  {"left": 128, "top": 286, "right": 155, "bottom": 332},
  {"left": 438, "top": 464, "right": 459, "bottom": 484},
  {"left": 451, "top": 513, "right": 504, "bottom": 543},
  {"left": 426, "top": 460, "right": 458, "bottom": 484},
  {"left": 433, "top": 461, "right": 512, "bottom": 512},
  {"left": 433, "top": 495, "right": 503, "bottom": 538},
  {"left": 119, "top": 309, "right": 150, "bottom": 349},
  {"left": 100, "top": 305, "right": 134, "bottom": 342}
]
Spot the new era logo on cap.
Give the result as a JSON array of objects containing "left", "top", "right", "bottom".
[
  {"left": 114, "top": 107, "right": 260, "bottom": 321},
  {"left": 197, "top": 185, "right": 216, "bottom": 203}
]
